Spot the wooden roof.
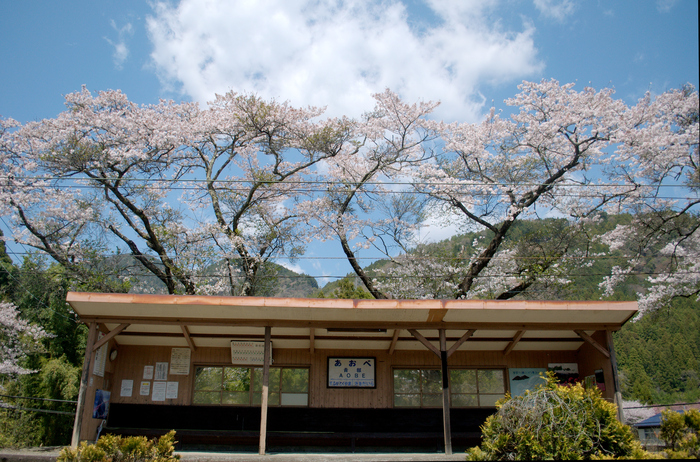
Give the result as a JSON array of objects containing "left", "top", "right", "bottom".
[{"left": 66, "top": 292, "right": 637, "bottom": 353}]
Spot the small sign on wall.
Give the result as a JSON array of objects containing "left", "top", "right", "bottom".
[
  {"left": 230, "top": 340, "right": 269, "bottom": 365},
  {"left": 328, "top": 357, "right": 376, "bottom": 388}
]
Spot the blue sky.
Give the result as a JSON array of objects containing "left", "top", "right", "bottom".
[{"left": 1, "top": 0, "right": 698, "bottom": 283}]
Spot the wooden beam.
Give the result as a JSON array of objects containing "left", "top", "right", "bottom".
[
  {"left": 503, "top": 330, "right": 525, "bottom": 356},
  {"left": 447, "top": 329, "right": 476, "bottom": 358},
  {"left": 407, "top": 329, "right": 440, "bottom": 357},
  {"left": 72, "top": 322, "right": 98, "bottom": 448},
  {"left": 575, "top": 330, "right": 609, "bottom": 358},
  {"left": 309, "top": 328, "right": 315, "bottom": 354},
  {"left": 181, "top": 325, "right": 196, "bottom": 351},
  {"left": 92, "top": 323, "right": 129, "bottom": 351},
  {"left": 439, "top": 329, "right": 452, "bottom": 456},
  {"left": 259, "top": 326, "right": 271, "bottom": 455},
  {"left": 606, "top": 330, "right": 624, "bottom": 422},
  {"left": 388, "top": 329, "right": 401, "bottom": 355},
  {"left": 78, "top": 316, "right": 623, "bottom": 332}
]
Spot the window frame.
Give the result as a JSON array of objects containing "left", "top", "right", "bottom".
[
  {"left": 192, "top": 365, "right": 310, "bottom": 407},
  {"left": 392, "top": 367, "right": 507, "bottom": 408}
]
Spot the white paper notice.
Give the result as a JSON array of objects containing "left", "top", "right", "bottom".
[
  {"left": 166, "top": 381, "right": 179, "bottom": 399},
  {"left": 120, "top": 379, "right": 134, "bottom": 397},
  {"left": 170, "top": 348, "right": 191, "bottom": 375},
  {"left": 143, "top": 365, "right": 154, "bottom": 380},
  {"left": 152, "top": 381, "right": 167, "bottom": 401},
  {"left": 155, "top": 362, "right": 168, "bottom": 381},
  {"left": 140, "top": 381, "right": 151, "bottom": 396}
]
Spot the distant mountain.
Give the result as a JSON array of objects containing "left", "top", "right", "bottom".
[{"left": 99, "top": 255, "right": 318, "bottom": 297}]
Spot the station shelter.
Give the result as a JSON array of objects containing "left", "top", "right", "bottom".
[{"left": 67, "top": 292, "right": 637, "bottom": 455}]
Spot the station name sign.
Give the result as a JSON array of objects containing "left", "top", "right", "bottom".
[{"left": 327, "top": 357, "right": 376, "bottom": 388}]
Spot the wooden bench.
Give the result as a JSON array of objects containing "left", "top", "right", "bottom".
[{"left": 103, "top": 404, "right": 491, "bottom": 451}]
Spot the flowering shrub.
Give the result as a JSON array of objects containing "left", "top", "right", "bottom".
[
  {"left": 466, "top": 373, "right": 648, "bottom": 460},
  {"left": 57, "top": 430, "right": 179, "bottom": 462}
]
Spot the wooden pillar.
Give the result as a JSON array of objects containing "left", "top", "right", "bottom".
[
  {"left": 439, "top": 329, "right": 452, "bottom": 455},
  {"left": 71, "top": 322, "right": 98, "bottom": 448},
  {"left": 258, "top": 326, "right": 272, "bottom": 455},
  {"left": 606, "top": 330, "right": 624, "bottom": 422}
]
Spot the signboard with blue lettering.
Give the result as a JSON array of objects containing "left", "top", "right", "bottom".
[{"left": 327, "top": 357, "right": 376, "bottom": 388}]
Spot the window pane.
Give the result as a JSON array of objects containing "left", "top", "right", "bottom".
[
  {"left": 252, "top": 392, "right": 280, "bottom": 406},
  {"left": 281, "top": 368, "right": 309, "bottom": 393},
  {"left": 394, "top": 369, "right": 420, "bottom": 393},
  {"left": 222, "top": 391, "right": 250, "bottom": 405},
  {"left": 194, "top": 367, "right": 222, "bottom": 391},
  {"left": 452, "top": 393, "right": 478, "bottom": 407},
  {"left": 223, "top": 367, "right": 250, "bottom": 392},
  {"left": 394, "top": 393, "right": 420, "bottom": 407},
  {"left": 450, "top": 369, "right": 477, "bottom": 394},
  {"left": 478, "top": 370, "right": 505, "bottom": 394},
  {"left": 479, "top": 394, "right": 505, "bottom": 407},
  {"left": 253, "top": 368, "right": 280, "bottom": 392},
  {"left": 281, "top": 393, "right": 308, "bottom": 406},
  {"left": 193, "top": 391, "right": 220, "bottom": 404},
  {"left": 422, "top": 369, "right": 442, "bottom": 394},
  {"left": 422, "top": 393, "right": 442, "bottom": 407}
]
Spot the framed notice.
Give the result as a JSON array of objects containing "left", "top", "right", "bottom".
[
  {"left": 170, "top": 348, "right": 191, "bottom": 375},
  {"left": 328, "top": 357, "right": 376, "bottom": 388},
  {"left": 508, "top": 368, "right": 546, "bottom": 397},
  {"left": 230, "top": 341, "right": 269, "bottom": 365}
]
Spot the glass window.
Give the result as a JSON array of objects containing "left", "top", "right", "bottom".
[
  {"left": 193, "top": 366, "right": 308, "bottom": 406},
  {"left": 393, "top": 368, "right": 506, "bottom": 408}
]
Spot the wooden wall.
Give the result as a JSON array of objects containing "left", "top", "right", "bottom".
[{"left": 77, "top": 334, "right": 616, "bottom": 441}]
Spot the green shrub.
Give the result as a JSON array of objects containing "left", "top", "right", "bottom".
[
  {"left": 660, "top": 409, "right": 700, "bottom": 459},
  {"left": 466, "top": 372, "right": 645, "bottom": 460},
  {"left": 57, "top": 430, "right": 179, "bottom": 462}
]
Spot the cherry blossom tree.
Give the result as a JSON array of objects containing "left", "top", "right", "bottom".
[
  {"left": 1, "top": 80, "right": 697, "bottom": 311},
  {"left": 1, "top": 88, "right": 354, "bottom": 295},
  {"left": 0, "top": 301, "right": 48, "bottom": 375},
  {"left": 301, "top": 89, "right": 439, "bottom": 298},
  {"left": 374, "top": 80, "right": 698, "bottom": 307}
]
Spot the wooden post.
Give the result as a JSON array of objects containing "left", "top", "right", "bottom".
[
  {"left": 71, "top": 322, "right": 98, "bottom": 448},
  {"left": 606, "top": 330, "right": 624, "bottom": 422},
  {"left": 258, "top": 326, "right": 272, "bottom": 455},
  {"left": 439, "top": 329, "right": 452, "bottom": 455}
]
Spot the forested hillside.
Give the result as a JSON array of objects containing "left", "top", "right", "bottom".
[{"left": 315, "top": 213, "right": 700, "bottom": 405}]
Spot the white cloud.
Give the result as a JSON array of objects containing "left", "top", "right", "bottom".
[
  {"left": 418, "top": 212, "right": 464, "bottom": 244},
  {"left": 656, "top": 0, "right": 678, "bottom": 13},
  {"left": 146, "top": 0, "right": 542, "bottom": 122},
  {"left": 533, "top": 0, "right": 576, "bottom": 22},
  {"left": 105, "top": 20, "right": 134, "bottom": 70}
]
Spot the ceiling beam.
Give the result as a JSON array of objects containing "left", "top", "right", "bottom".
[
  {"left": 407, "top": 329, "right": 441, "bottom": 357},
  {"left": 181, "top": 325, "right": 196, "bottom": 351},
  {"left": 503, "top": 330, "right": 526, "bottom": 356},
  {"left": 388, "top": 329, "right": 401, "bottom": 355},
  {"left": 92, "top": 323, "right": 130, "bottom": 351},
  {"left": 574, "top": 330, "right": 610, "bottom": 358},
  {"left": 309, "top": 328, "right": 315, "bottom": 354},
  {"left": 447, "top": 329, "right": 476, "bottom": 358}
]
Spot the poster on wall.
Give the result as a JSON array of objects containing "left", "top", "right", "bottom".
[
  {"left": 166, "top": 382, "right": 179, "bottom": 399},
  {"left": 155, "top": 362, "right": 168, "bottom": 381},
  {"left": 170, "top": 348, "right": 191, "bottom": 375},
  {"left": 143, "top": 365, "right": 154, "bottom": 380},
  {"left": 120, "top": 380, "right": 134, "bottom": 397},
  {"left": 508, "top": 368, "right": 547, "bottom": 396},
  {"left": 140, "top": 381, "right": 151, "bottom": 396},
  {"left": 93, "top": 389, "right": 110, "bottom": 419},
  {"left": 152, "top": 382, "right": 167, "bottom": 401},
  {"left": 327, "top": 357, "right": 376, "bottom": 388},
  {"left": 548, "top": 363, "right": 579, "bottom": 384}
]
